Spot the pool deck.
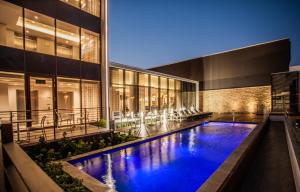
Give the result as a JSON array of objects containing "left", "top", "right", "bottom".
[{"left": 238, "top": 121, "right": 296, "bottom": 192}]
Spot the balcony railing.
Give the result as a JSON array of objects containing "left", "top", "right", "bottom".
[{"left": 0, "top": 107, "right": 105, "bottom": 144}]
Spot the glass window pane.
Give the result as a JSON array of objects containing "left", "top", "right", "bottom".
[
  {"left": 160, "top": 89, "right": 168, "bottom": 110},
  {"left": 139, "top": 87, "right": 149, "bottom": 112},
  {"left": 169, "top": 90, "right": 175, "bottom": 110},
  {"left": 176, "top": 80, "right": 181, "bottom": 90},
  {"left": 57, "top": 78, "right": 80, "bottom": 111},
  {"left": 125, "top": 70, "right": 135, "bottom": 85},
  {"left": 82, "top": 80, "right": 100, "bottom": 121},
  {"left": 160, "top": 77, "right": 167, "bottom": 89},
  {"left": 25, "top": 9, "right": 55, "bottom": 55},
  {"left": 56, "top": 20, "right": 80, "bottom": 60},
  {"left": 150, "top": 88, "right": 159, "bottom": 111},
  {"left": 81, "top": 28, "right": 99, "bottom": 64},
  {"left": 60, "top": 0, "right": 80, "bottom": 8},
  {"left": 150, "top": 75, "right": 159, "bottom": 88},
  {"left": 110, "top": 68, "right": 123, "bottom": 85},
  {"left": 81, "top": 0, "right": 100, "bottom": 17},
  {"left": 110, "top": 84, "right": 124, "bottom": 114},
  {"left": 0, "top": 72, "right": 25, "bottom": 115},
  {"left": 138, "top": 73, "right": 149, "bottom": 86},
  {"left": 125, "top": 85, "right": 136, "bottom": 114},
  {"left": 30, "top": 77, "right": 53, "bottom": 125},
  {"left": 176, "top": 91, "right": 182, "bottom": 110},
  {"left": 169, "top": 79, "right": 175, "bottom": 90},
  {"left": 0, "top": 1, "right": 23, "bottom": 49}
]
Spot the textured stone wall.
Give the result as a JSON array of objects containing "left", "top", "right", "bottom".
[{"left": 200, "top": 86, "right": 271, "bottom": 113}]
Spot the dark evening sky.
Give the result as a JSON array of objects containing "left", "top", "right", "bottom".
[{"left": 109, "top": 0, "right": 300, "bottom": 68}]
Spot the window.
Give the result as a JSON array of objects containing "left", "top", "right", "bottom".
[
  {"left": 25, "top": 9, "right": 55, "bottom": 55},
  {"left": 125, "top": 70, "right": 136, "bottom": 85},
  {"left": 0, "top": 0, "right": 23, "bottom": 49},
  {"left": 0, "top": 72, "right": 25, "bottom": 114},
  {"left": 110, "top": 84, "right": 124, "bottom": 114},
  {"left": 30, "top": 77, "right": 53, "bottom": 125},
  {"left": 57, "top": 78, "right": 80, "bottom": 111},
  {"left": 150, "top": 75, "right": 159, "bottom": 88},
  {"left": 81, "top": 28, "right": 99, "bottom": 63},
  {"left": 82, "top": 80, "right": 100, "bottom": 121},
  {"left": 176, "top": 81, "right": 182, "bottom": 110},
  {"left": 81, "top": 0, "right": 100, "bottom": 17},
  {"left": 60, "top": 0, "right": 100, "bottom": 17},
  {"left": 56, "top": 20, "right": 80, "bottom": 60},
  {"left": 82, "top": 80, "right": 99, "bottom": 109},
  {"left": 168, "top": 79, "right": 176, "bottom": 110},
  {"left": 151, "top": 88, "right": 159, "bottom": 111},
  {"left": 139, "top": 87, "right": 149, "bottom": 112},
  {"left": 125, "top": 85, "right": 137, "bottom": 113},
  {"left": 111, "top": 68, "right": 123, "bottom": 85},
  {"left": 160, "top": 89, "right": 168, "bottom": 110},
  {"left": 139, "top": 73, "right": 149, "bottom": 86},
  {"left": 60, "top": 0, "right": 80, "bottom": 8}
]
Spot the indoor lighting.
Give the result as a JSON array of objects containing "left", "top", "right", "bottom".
[{"left": 16, "top": 17, "right": 80, "bottom": 43}]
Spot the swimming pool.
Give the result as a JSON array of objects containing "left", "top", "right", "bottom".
[{"left": 70, "top": 122, "right": 256, "bottom": 192}]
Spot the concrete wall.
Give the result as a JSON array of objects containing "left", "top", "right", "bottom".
[
  {"left": 149, "top": 39, "right": 290, "bottom": 91},
  {"left": 200, "top": 86, "right": 271, "bottom": 113}
]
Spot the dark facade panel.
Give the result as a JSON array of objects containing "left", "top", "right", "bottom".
[
  {"left": 150, "top": 39, "right": 290, "bottom": 90},
  {"left": 57, "top": 57, "right": 80, "bottom": 78},
  {"left": 55, "top": 1, "right": 80, "bottom": 27},
  {"left": 4, "top": 0, "right": 22, "bottom": 6},
  {"left": 25, "top": 51, "right": 56, "bottom": 75},
  {"left": 81, "top": 62, "right": 101, "bottom": 80},
  {"left": 12, "top": 0, "right": 100, "bottom": 33},
  {"left": 80, "top": 11, "right": 101, "bottom": 33},
  {"left": 23, "top": 0, "right": 56, "bottom": 18},
  {"left": 0, "top": 46, "right": 24, "bottom": 72}
]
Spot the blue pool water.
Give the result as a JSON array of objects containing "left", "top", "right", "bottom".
[{"left": 70, "top": 122, "right": 256, "bottom": 192}]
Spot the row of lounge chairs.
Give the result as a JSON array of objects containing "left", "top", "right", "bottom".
[{"left": 111, "top": 108, "right": 207, "bottom": 129}]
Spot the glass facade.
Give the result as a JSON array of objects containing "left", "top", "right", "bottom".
[
  {"left": 24, "top": 9, "right": 55, "bottom": 55},
  {"left": 56, "top": 20, "right": 80, "bottom": 60},
  {"left": 109, "top": 67, "right": 197, "bottom": 115},
  {"left": 0, "top": 1, "right": 100, "bottom": 64},
  {"left": 81, "top": 29, "right": 99, "bottom": 63},
  {"left": 271, "top": 71, "right": 299, "bottom": 113},
  {"left": 0, "top": 1, "right": 23, "bottom": 49},
  {"left": 60, "top": 0, "right": 100, "bottom": 17},
  {"left": 0, "top": 72, "right": 25, "bottom": 113}
]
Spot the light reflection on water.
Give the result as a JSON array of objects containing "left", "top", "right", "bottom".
[{"left": 72, "top": 122, "right": 256, "bottom": 192}]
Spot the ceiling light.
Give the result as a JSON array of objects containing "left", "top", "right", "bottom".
[
  {"left": 17, "top": 17, "right": 80, "bottom": 43},
  {"left": 34, "top": 16, "right": 39, "bottom": 20}
]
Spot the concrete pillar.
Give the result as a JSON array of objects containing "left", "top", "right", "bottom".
[{"left": 101, "top": 0, "right": 110, "bottom": 128}]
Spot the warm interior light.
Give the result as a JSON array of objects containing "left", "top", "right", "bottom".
[{"left": 16, "top": 17, "right": 80, "bottom": 43}]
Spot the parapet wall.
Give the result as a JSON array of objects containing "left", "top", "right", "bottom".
[{"left": 200, "top": 85, "right": 271, "bottom": 113}]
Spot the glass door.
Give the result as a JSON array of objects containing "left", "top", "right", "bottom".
[{"left": 30, "top": 76, "right": 53, "bottom": 126}]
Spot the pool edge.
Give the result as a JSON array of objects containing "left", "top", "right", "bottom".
[
  {"left": 62, "top": 119, "right": 262, "bottom": 192},
  {"left": 197, "top": 115, "right": 269, "bottom": 192}
]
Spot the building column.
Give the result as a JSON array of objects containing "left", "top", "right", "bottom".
[
  {"left": 196, "top": 81, "right": 200, "bottom": 110},
  {"left": 101, "top": 0, "right": 110, "bottom": 128}
]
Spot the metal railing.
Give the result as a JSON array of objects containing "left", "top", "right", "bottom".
[{"left": 0, "top": 107, "right": 103, "bottom": 143}]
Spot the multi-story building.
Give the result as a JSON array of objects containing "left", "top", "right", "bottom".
[
  {"left": 0, "top": 0, "right": 198, "bottom": 134},
  {"left": 0, "top": 0, "right": 109, "bottom": 127}
]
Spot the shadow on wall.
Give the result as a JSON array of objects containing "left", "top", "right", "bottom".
[{"left": 200, "top": 86, "right": 271, "bottom": 113}]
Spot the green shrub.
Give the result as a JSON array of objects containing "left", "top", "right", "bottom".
[
  {"left": 90, "top": 119, "right": 106, "bottom": 128},
  {"left": 26, "top": 132, "right": 138, "bottom": 192},
  {"left": 44, "top": 162, "right": 88, "bottom": 192}
]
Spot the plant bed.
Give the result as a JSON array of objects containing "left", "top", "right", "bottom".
[{"left": 25, "top": 132, "right": 139, "bottom": 191}]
